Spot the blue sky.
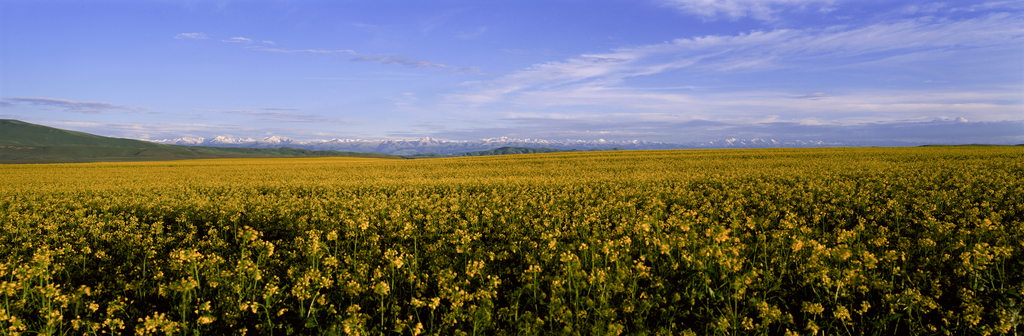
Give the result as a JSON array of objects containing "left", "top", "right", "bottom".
[{"left": 1, "top": 0, "right": 1022, "bottom": 145}]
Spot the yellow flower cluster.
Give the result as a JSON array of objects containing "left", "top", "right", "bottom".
[{"left": 0, "top": 147, "right": 1021, "bottom": 335}]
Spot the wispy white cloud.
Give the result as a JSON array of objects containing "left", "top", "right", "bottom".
[
  {"left": 223, "top": 37, "right": 253, "bottom": 43},
  {"left": 899, "top": 2, "right": 947, "bottom": 15},
  {"left": 352, "top": 54, "right": 445, "bottom": 68},
  {"left": 457, "top": 26, "right": 488, "bottom": 39},
  {"left": 171, "top": 112, "right": 205, "bottom": 119},
  {"left": 385, "top": 92, "right": 418, "bottom": 107},
  {"left": 426, "top": 113, "right": 1024, "bottom": 145},
  {"left": 660, "top": 0, "right": 840, "bottom": 21},
  {"left": 213, "top": 108, "right": 356, "bottom": 124},
  {"left": 175, "top": 32, "right": 209, "bottom": 39},
  {"left": 950, "top": 1, "right": 1024, "bottom": 13},
  {"left": 448, "top": 12, "right": 1024, "bottom": 113},
  {"left": 246, "top": 46, "right": 461, "bottom": 70},
  {"left": 494, "top": 85, "right": 1022, "bottom": 123},
  {"left": 211, "top": 29, "right": 475, "bottom": 72},
  {"left": 249, "top": 46, "right": 356, "bottom": 54},
  {"left": 793, "top": 92, "right": 831, "bottom": 100},
  {"left": 0, "top": 97, "right": 150, "bottom": 114}
]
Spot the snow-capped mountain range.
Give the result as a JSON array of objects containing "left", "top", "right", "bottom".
[
  {"left": 156, "top": 135, "right": 296, "bottom": 146},
  {"left": 147, "top": 136, "right": 879, "bottom": 155}
]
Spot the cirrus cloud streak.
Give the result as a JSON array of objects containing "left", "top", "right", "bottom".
[
  {"left": 447, "top": 12, "right": 1023, "bottom": 125},
  {"left": 0, "top": 97, "right": 151, "bottom": 114}
]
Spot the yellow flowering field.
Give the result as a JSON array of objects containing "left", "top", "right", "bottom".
[{"left": 0, "top": 147, "right": 1021, "bottom": 335}]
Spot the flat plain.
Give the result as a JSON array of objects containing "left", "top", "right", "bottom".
[{"left": 1, "top": 147, "right": 1021, "bottom": 335}]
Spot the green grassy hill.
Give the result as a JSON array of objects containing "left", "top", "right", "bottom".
[
  {"left": 0, "top": 119, "right": 169, "bottom": 148},
  {"left": 0, "top": 120, "right": 400, "bottom": 163}
]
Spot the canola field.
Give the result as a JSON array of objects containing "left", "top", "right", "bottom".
[{"left": 0, "top": 147, "right": 1021, "bottom": 335}]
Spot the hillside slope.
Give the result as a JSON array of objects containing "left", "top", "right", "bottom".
[
  {"left": 0, "top": 120, "right": 399, "bottom": 163},
  {"left": 0, "top": 119, "right": 170, "bottom": 148}
]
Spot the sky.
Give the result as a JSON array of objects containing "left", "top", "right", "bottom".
[{"left": 1, "top": 0, "right": 1022, "bottom": 145}]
